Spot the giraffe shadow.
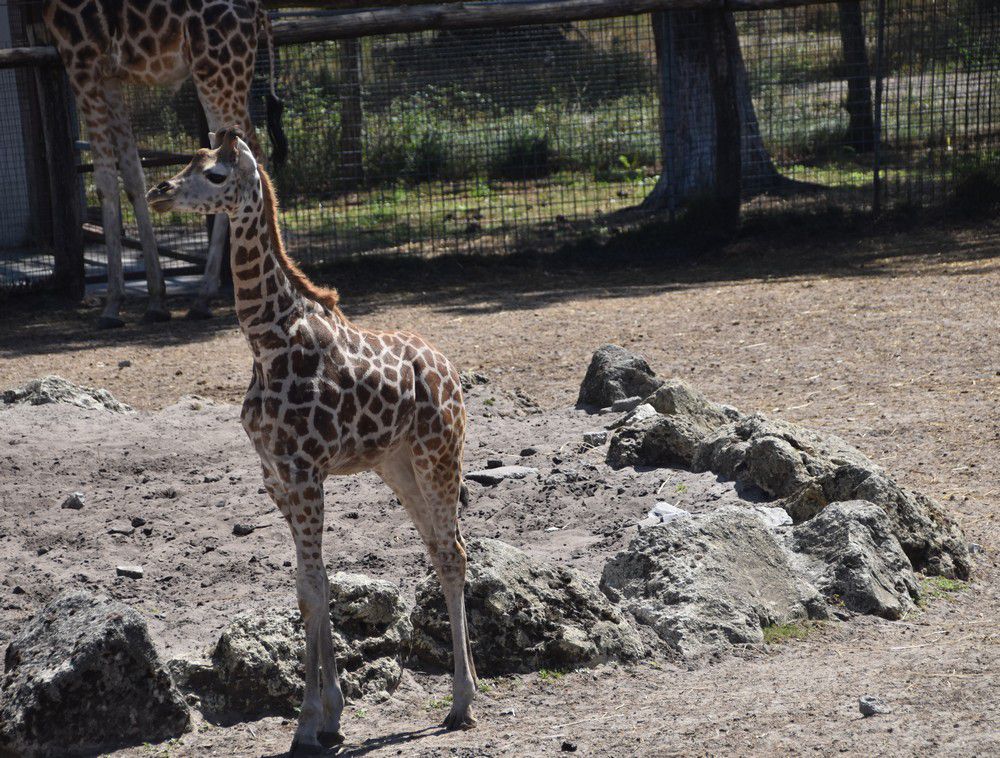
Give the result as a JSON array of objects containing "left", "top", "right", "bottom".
[{"left": 258, "top": 725, "right": 443, "bottom": 758}]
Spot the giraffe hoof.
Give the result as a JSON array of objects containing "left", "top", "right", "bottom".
[
  {"left": 97, "top": 316, "right": 125, "bottom": 330},
  {"left": 186, "top": 304, "right": 213, "bottom": 320},
  {"left": 318, "top": 729, "right": 345, "bottom": 748},
  {"left": 288, "top": 737, "right": 325, "bottom": 757},
  {"left": 442, "top": 707, "right": 477, "bottom": 731},
  {"left": 142, "top": 308, "right": 172, "bottom": 323}
]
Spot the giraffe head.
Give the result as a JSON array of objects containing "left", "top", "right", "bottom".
[{"left": 147, "top": 127, "right": 258, "bottom": 216}]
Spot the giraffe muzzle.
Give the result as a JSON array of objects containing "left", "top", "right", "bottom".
[{"left": 146, "top": 181, "right": 176, "bottom": 212}]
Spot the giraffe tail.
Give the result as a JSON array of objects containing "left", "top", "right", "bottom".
[{"left": 257, "top": 4, "right": 289, "bottom": 168}]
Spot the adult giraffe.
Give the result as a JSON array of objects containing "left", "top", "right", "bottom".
[{"left": 42, "top": 0, "right": 287, "bottom": 328}]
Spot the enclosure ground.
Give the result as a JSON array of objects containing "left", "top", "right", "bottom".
[{"left": 1, "top": 218, "right": 998, "bottom": 756}]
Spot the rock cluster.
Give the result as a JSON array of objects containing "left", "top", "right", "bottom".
[
  {"left": 604, "top": 365, "right": 969, "bottom": 579},
  {"left": 410, "top": 537, "right": 645, "bottom": 675},
  {"left": 2, "top": 376, "right": 133, "bottom": 413},
  {"left": 0, "top": 592, "right": 189, "bottom": 757}
]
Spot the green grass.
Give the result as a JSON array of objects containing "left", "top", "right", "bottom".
[
  {"left": 538, "top": 668, "right": 567, "bottom": 682},
  {"left": 918, "top": 576, "right": 969, "bottom": 605},
  {"left": 762, "top": 621, "right": 814, "bottom": 644},
  {"left": 426, "top": 695, "right": 453, "bottom": 710}
]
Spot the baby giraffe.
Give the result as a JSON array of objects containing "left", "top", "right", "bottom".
[{"left": 147, "top": 127, "right": 477, "bottom": 754}]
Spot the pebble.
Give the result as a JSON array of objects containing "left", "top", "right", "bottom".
[
  {"left": 485, "top": 459, "right": 504, "bottom": 469},
  {"left": 638, "top": 502, "right": 690, "bottom": 528},
  {"left": 520, "top": 447, "right": 538, "bottom": 457},
  {"left": 232, "top": 523, "right": 255, "bottom": 537},
  {"left": 108, "top": 522, "right": 135, "bottom": 536},
  {"left": 118, "top": 359, "right": 132, "bottom": 369},
  {"left": 130, "top": 516, "right": 147, "bottom": 528},
  {"left": 60, "top": 492, "right": 85, "bottom": 510},
  {"left": 859, "top": 695, "right": 892, "bottom": 717},
  {"left": 116, "top": 565, "right": 144, "bottom": 579},
  {"left": 583, "top": 430, "right": 608, "bottom": 447},
  {"left": 561, "top": 741, "right": 578, "bottom": 752},
  {"left": 611, "top": 396, "right": 643, "bottom": 412}
]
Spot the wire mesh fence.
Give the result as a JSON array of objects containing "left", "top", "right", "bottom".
[{"left": 1, "top": 0, "right": 998, "bottom": 294}]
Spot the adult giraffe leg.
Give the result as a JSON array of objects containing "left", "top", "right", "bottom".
[
  {"left": 104, "top": 81, "right": 169, "bottom": 322},
  {"left": 76, "top": 90, "right": 126, "bottom": 329},
  {"left": 189, "top": 54, "right": 261, "bottom": 319},
  {"left": 378, "top": 451, "right": 477, "bottom": 730},
  {"left": 263, "top": 464, "right": 339, "bottom": 755}
]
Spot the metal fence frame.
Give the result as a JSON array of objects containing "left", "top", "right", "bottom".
[{"left": 1, "top": 0, "right": 998, "bottom": 295}]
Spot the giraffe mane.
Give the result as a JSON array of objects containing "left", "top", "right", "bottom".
[{"left": 257, "top": 164, "right": 341, "bottom": 311}]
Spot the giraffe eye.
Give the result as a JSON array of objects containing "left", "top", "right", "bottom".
[{"left": 205, "top": 170, "right": 227, "bottom": 185}]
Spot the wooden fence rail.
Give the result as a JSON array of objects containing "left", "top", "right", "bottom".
[{"left": 1, "top": 0, "right": 841, "bottom": 67}]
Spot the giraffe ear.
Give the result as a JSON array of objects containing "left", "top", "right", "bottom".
[
  {"left": 208, "top": 131, "right": 217, "bottom": 148},
  {"left": 216, "top": 129, "right": 242, "bottom": 166}
]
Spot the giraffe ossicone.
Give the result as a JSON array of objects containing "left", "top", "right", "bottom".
[
  {"left": 147, "top": 128, "right": 478, "bottom": 752},
  {"left": 43, "top": 0, "right": 286, "bottom": 328}
]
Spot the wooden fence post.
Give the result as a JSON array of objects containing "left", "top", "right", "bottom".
[{"left": 706, "top": 8, "right": 741, "bottom": 235}]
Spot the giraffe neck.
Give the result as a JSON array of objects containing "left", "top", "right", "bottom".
[{"left": 227, "top": 174, "right": 304, "bottom": 350}]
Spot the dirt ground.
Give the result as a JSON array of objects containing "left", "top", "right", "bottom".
[{"left": 1, "top": 217, "right": 998, "bottom": 756}]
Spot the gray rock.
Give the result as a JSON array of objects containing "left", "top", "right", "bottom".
[
  {"left": 2, "top": 376, "right": 132, "bottom": 413},
  {"left": 606, "top": 402, "right": 657, "bottom": 430},
  {"left": 465, "top": 466, "right": 538, "bottom": 486},
  {"left": 232, "top": 523, "right": 255, "bottom": 537},
  {"left": 0, "top": 591, "right": 189, "bottom": 756},
  {"left": 583, "top": 430, "right": 609, "bottom": 447},
  {"left": 60, "top": 492, "right": 85, "bottom": 510},
  {"left": 790, "top": 501, "right": 919, "bottom": 620},
  {"left": 116, "top": 565, "right": 144, "bottom": 579},
  {"left": 859, "top": 695, "right": 892, "bottom": 717},
  {"left": 577, "top": 345, "right": 664, "bottom": 409},
  {"left": 601, "top": 508, "right": 826, "bottom": 660},
  {"left": 754, "top": 506, "right": 793, "bottom": 529},
  {"left": 611, "top": 396, "right": 643, "bottom": 413},
  {"left": 411, "top": 538, "right": 644, "bottom": 676},
  {"left": 459, "top": 371, "right": 489, "bottom": 391},
  {"left": 606, "top": 378, "right": 969, "bottom": 579},
  {"left": 178, "top": 573, "right": 411, "bottom": 718}
]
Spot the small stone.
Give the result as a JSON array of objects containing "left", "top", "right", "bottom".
[
  {"left": 36, "top": 547, "right": 50, "bottom": 556},
  {"left": 232, "top": 523, "right": 255, "bottom": 537},
  {"left": 118, "top": 360, "right": 132, "bottom": 369},
  {"left": 12, "top": 585, "right": 25, "bottom": 595},
  {"left": 116, "top": 565, "right": 144, "bottom": 579},
  {"left": 466, "top": 466, "right": 538, "bottom": 486},
  {"left": 108, "top": 522, "right": 135, "bottom": 536},
  {"left": 611, "top": 396, "right": 643, "bottom": 413},
  {"left": 485, "top": 459, "right": 504, "bottom": 469},
  {"left": 561, "top": 741, "right": 578, "bottom": 752},
  {"left": 606, "top": 402, "right": 657, "bottom": 430},
  {"left": 583, "top": 431, "right": 608, "bottom": 447},
  {"left": 968, "top": 543, "right": 984, "bottom": 555},
  {"left": 520, "top": 447, "right": 538, "bottom": 457},
  {"left": 637, "top": 502, "right": 690, "bottom": 528},
  {"left": 60, "top": 492, "right": 85, "bottom": 510},
  {"left": 130, "top": 516, "right": 147, "bottom": 528},
  {"left": 859, "top": 695, "right": 892, "bottom": 717}
]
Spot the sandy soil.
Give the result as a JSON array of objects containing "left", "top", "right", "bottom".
[{"left": 1, "top": 218, "right": 998, "bottom": 756}]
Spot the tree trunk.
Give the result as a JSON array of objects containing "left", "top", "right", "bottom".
[
  {"left": 837, "top": 1, "right": 874, "bottom": 153},
  {"left": 337, "top": 38, "right": 365, "bottom": 190},
  {"left": 642, "top": 10, "right": 779, "bottom": 213}
]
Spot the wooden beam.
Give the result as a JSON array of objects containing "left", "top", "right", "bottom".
[
  {"left": 0, "top": 45, "right": 60, "bottom": 68},
  {"left": 270, "top": 0, "right": 841, "bottom": 44},
  {"left": 1, "top": 0, "right": 844, "bottom": 68}
]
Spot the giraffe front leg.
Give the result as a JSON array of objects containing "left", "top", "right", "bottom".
[
  {"left": 105, "top": 82, "right": 169, "bottom": 323},
  {"left": 93, "top": 163, "right": 126, "bottom": 330},
  {"left": 265, "top": 467, "right": 339, "bottom": 755}
]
